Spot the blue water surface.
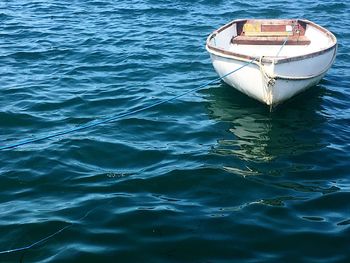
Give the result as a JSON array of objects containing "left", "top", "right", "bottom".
[{"left": 0, "top": 0, "right": 349, "bottom": 262}]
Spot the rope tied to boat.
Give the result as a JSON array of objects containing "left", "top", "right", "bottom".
[
  {"left": 276, "top": 20, "right": 298, "bottom": 57},
  {"left": 258, "top": 55, "right": 275, "bottom": 105},
  {"left": 257, "top": 21, "right": 304, "bottom": 106},
  {"left": 0, "top": 58, "right": 257, "bottom": 151},
  {"left": 0, "top": 58, "right": 258, "bottom": 257}
]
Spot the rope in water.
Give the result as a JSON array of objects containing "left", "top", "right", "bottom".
[
  {"left": 0, "top": 58, "right": 257, "bottom": 151},
  {"left": 0, "top": 207, "right": 96, "bottom": 255},
  {"left": 0, "top": 58, "right": 256, "bottom": 256},
  {"left": 0, "top": 25, "right": 301, "bottom": 253}
]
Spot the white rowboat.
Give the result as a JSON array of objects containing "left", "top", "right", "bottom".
[{"left": 206, "top": 19, "right": 337, "bottom": 106}]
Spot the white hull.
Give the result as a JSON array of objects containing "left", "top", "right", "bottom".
[{"left": 206, "top": 19, "right": 337, "bottom": 106}]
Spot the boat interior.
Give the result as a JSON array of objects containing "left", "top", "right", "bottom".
[
  {"left": 232, "top": 20, "right": 310, "bottom": 45},
  {"left": 210, "top": 19, "right": 334, "bottom": 59}
]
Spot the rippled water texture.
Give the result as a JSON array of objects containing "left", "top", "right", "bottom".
[{"left": 0, "top": 0, "right": 349, "bottom": 262}]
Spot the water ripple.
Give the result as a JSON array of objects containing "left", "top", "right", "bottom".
[{"left": 0, "top": 0, "right": 349, "bottom": 262}]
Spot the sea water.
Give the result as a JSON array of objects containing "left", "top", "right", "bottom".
[{"left": 0, "top": 1, "right": 349, "bottom": 262}]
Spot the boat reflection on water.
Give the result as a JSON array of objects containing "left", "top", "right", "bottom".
[{"left": 204, "top": 82, "right": 327, "bottom": 164}]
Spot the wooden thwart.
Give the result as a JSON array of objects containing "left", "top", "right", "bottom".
[
  {"left": 232, "top": 35, "right": 311, "bottom": 45},
  {"left": 244, "top": 31, "right": 293, "bottom": 37}
]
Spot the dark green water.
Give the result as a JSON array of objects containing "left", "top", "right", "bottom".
[{"left": 1, "top": 1, "right": 349, "bottom": 262}]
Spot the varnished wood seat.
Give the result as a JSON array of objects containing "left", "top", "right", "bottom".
[{"left": 231, "top": 35, "right": 311, "bottom": 45}]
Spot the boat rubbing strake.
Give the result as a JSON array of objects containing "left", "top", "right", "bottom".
[{"left": 206, "top": 19, "right": 337, "bottom": 106}]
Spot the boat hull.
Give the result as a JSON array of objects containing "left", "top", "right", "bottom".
[
  {"left": 209, "top": 46, "right": 336, "bottom": 105},
  {"left": 206, "top": 19, "right": 337, "bottom": 106}
]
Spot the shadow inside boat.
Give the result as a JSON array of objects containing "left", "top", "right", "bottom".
[{"left": 202, "top": 81, "right": 329, "bottom": 163}]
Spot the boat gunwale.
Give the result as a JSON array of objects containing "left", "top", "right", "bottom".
[{"left": 206, "top": 19, "right": 337, "bottom": 65}]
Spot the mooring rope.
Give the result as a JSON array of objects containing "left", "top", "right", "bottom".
[
  {"left": 0, "top": 207, "right": 96, "bottom": 255},
  {"left": 0, "top": 58, "right": 257, "bottom": 151},
  {"left": 275, "top": 21, "right": 298, "bottom": 57},
  {"left": 0, "top": 58, "right": 257, "bottom": 256},
  {"left": 0, "top": 225, "right": 72, "bottom": 255}
]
